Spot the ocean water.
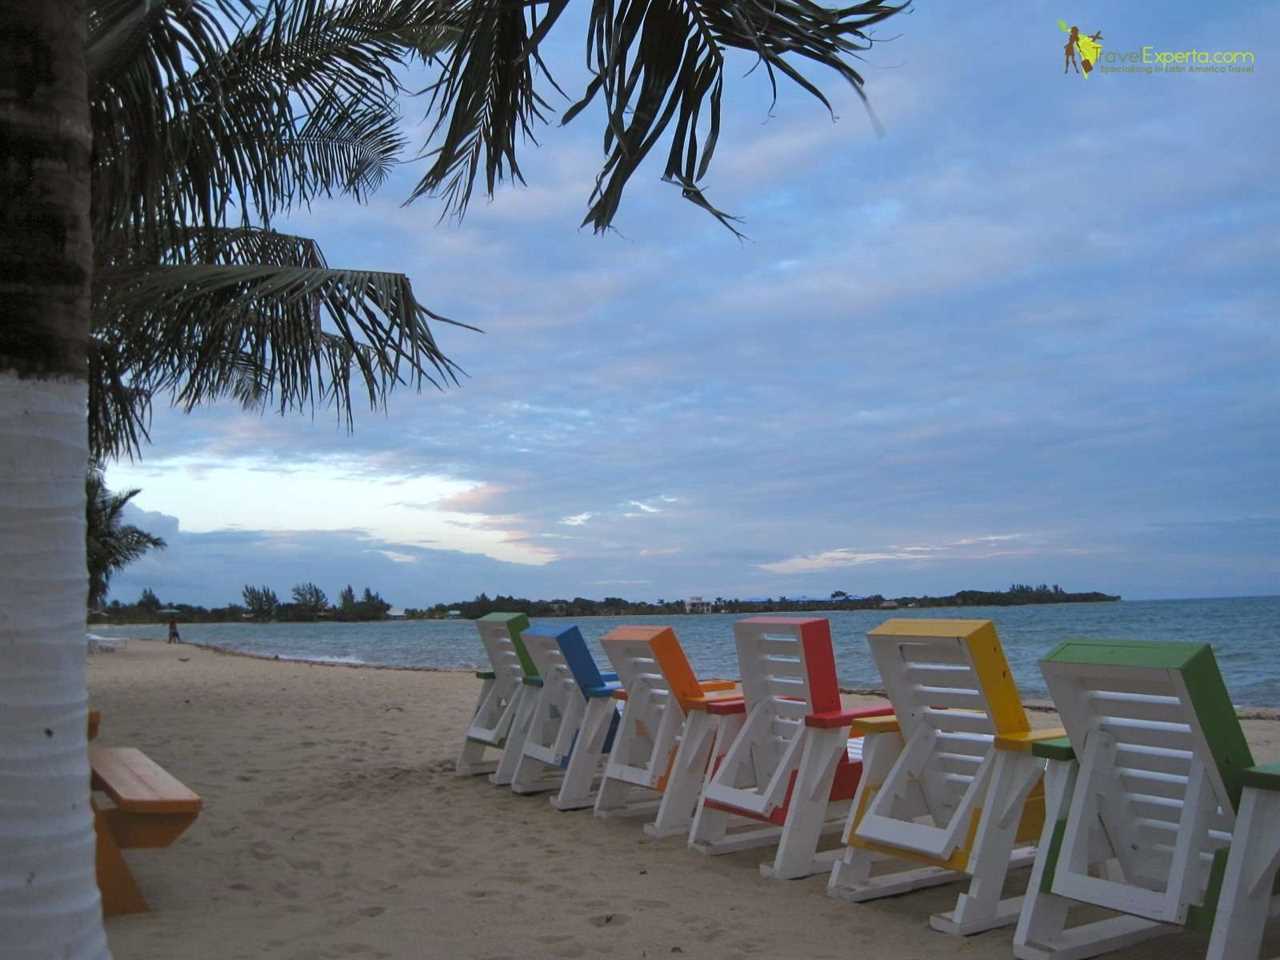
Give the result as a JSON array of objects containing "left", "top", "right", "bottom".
[{"left": 96, "top": 596, "right": 1280, "bottom": 705}]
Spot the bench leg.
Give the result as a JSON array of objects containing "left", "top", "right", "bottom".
[{"left": 95, "top": 807, "right": 148, "bottom": 916}]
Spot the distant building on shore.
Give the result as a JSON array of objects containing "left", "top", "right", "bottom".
[{"left": 687, "top": 596, "right": 712, "bottom": 614}]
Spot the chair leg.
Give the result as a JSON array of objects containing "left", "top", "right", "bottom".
[
  {"left": 1207, "top": 787, "right": 1280, "bottom": 960},
  {"left": 491, "top": 690, "right": 534, "bottom": 786},
  {"left": 455, "top": 737, "right": 497, "bottom": 777},
  {"left": 762, "top": 727, "right": 847, "bottom": 880},
  {"left": 828, "top": 730, "right": 960, "bottom": 901},
  {"left": 932, "top": 749, "right": 1043, "bottom": 935},
  {"left": 456, "top": 679, "right": 496, "bottom": 776},
  {"left": 647, "top": 711, "right": 716, "bottom": 838},
  {"left": 551, "top": 698, "right": 615, "bottom": 810}
]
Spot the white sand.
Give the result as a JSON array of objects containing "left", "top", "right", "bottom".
[{"left": 91, "top": 639, "right": 1280, "bottom": 960}]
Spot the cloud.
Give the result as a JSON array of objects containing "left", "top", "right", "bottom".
[
  {"left": 431, "top": 483, "right": 510, "bottom": 513},
  {"left": 760, "top": 535, "right": 1034, "bottom": 574},
  {"left": 560, "top": 512, "right": 593, "bottom": 526}
]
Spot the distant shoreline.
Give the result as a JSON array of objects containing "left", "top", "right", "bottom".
[{"left": 90, "top": 597, "right": 1127, "bottom": 627}]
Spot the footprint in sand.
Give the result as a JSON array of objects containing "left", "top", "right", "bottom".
[
  {"left": 249, "top": 841, "right": 276, "bottom": 861},
  {"left": 587, "top": 913, "right": 629, "bottom": 927}
]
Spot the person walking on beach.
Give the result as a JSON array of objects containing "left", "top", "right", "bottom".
[{"left": 167, "top": 618, "right": 181, "bottom": 644}]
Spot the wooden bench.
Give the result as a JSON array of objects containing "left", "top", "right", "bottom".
[{"left": 90, "top": 744, "right": 202, "bottom": 916}]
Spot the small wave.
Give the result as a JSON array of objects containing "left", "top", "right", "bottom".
[{"left": 276, "top": 653, "right": 369, "bottom": 666}]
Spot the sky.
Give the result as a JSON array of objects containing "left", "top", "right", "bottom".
[{"left": 107, "top": 1, "right": 1279, "bottom": 608}]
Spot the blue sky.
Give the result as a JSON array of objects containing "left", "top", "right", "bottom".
[{"left": 108, "top": 1, "right": 1279, "bottom": 608}]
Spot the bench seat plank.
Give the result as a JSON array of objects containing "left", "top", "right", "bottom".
[{"left": 91, "top": 746, "right": 201, "bottom": 815}]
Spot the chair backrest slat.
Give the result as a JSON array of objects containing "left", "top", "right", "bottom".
[
  {"left": 476, "top": 612, "right": 535, "bottom": 681},
  {"left": 721, "top": 617, "right": 843, "bottom": 794}
]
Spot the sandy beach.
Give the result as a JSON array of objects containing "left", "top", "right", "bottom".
[{"left": 92, "top": 639, "right": 1280, "bottom": 960}]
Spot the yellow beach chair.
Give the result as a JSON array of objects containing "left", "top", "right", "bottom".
[{"left": 828, "top": 619, "right": 1062, "bottom": 935}]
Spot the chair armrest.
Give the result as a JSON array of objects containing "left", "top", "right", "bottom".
[
  {"left": 611, "top": 689, "right": 629, "bottom": 700},
  {"left": 806, "top": 705, "right": 894, "bottom": 730},
  {"left": 1241, "top": 763, "right": 1280, "bottom": 792},
  {"left": 698, "top": 680, "right": 737, "bottom": 693},
  {"left": 521, "top": 676, "right": 544, "bottom": 687},
  {"left": 585, "top": 681, "right": 623, "bottom": 699},
  {"left": 601, "top": 672, "right": 619, "bottom": 683},
  {"left": 995, "top": 727, "right": 1067, "bottom": 753},
  {"left": 849, "top": 713, "right": 900, "bottom": 735},
  {"left": 475, "top": 670, "right": 496, "bottom": 680},
  {"left": 704, "top": 698, "right": 747, "bottom": 716},
  {"left": 1031, "top": 736, "right": 1076, "bottom": 762}
]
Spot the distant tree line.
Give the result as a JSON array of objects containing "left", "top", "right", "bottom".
[
  {"left": 90, "top": 582, "right": 1118, "bottom": 625},
  {"left": 911, "top": 583, "right": 1120, "bottom": 608},
  {"left": 401, "top": 584, "right": 1119, "bottom": 620},
  {"left": 89, "top": 583, "right": 394, "bottom": 624}
]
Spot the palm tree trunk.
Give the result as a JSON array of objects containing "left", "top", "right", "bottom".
[{"left": 0, "top": 2, "right": 108, "bottom": 957}]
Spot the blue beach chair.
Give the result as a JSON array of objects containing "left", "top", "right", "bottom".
[{"left": 511, "top": 624, "right": 619, "bottom": 809}]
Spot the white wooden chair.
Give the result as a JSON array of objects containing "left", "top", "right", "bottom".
[
  {"left": 593, "top": 625, "right": 738, "bottom": 831},
  {"left": 689, "top": 617, "right": 892, "bottom": 879},
  {"left": 455, "top": 612, "right": 534, "bottom": 778},
  {"left": 1013, "top": 639, "right": 1266, "bottom": 960},
  {"left": 511, "top": 624, "right": 620, "bottom": 810},
  {"left": 828, "top": 619, "right": 1062, "bottom": 935}
]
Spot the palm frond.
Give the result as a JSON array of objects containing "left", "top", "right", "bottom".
[
  {"left": 409, "top": 0, "right": 907, "bottom": 231},
  {"left": 92, "top": 253, "right": 470, "bottom": 459},
  {"left": 406, "top": 0, "right": 555, "bottom": 217},
  {"left": 573, "top": 0, "right": 908, "bottom": 232},
  {"left": 91, "top": 0, "right": 414, "bottom": 250}
]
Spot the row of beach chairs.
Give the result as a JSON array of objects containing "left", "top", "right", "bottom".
[{"left": 457, "top": 613, "right": 1280, "bottom": 960}]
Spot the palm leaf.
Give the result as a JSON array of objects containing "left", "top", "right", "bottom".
[
  {"left": 410, "top": 0, "right": 909, "bottom": 231},
  {"left": 92, "top": 250, "right": 473, "bottom": 459},
  {"left": 407, "top": 0, "right": 555, "bottom": 216},
  {"left": 91, "top": 0, "right": 414, "bottom": 251}
]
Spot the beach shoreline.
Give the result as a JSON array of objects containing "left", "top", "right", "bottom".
[{"left": 101, "top": 632, "right": 1280, "bottom": 721}]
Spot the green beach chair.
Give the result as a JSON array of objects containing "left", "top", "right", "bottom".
[
  {"left": 1013, "top": 639, "right": 1271, "bottom": 959},
  {"left": 455, "top": 613, "right": 539, "bottom": 783}
]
